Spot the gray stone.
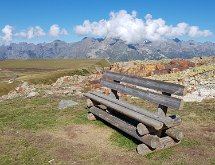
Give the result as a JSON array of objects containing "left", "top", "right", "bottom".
[
  {"left": 27, "top": 91, "right": 39, "bottom": 98},
  {"left": 45, "top": 90, "right": 54, "bottom": 95},
  {"left": 58, "top": 100, "right": 79, "bottom": 109}
]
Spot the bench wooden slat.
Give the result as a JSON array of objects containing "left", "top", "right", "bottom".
[
  {"left": 84, "top": 93, "right": 163, "bottom": 130},
  {"left": 90, "top": 92, "right": 180, "bottom": 127},
  {"left": 137, "top": 136, "right": 180, "bottom": 155},
  {"left": 103, "top": 71, "right": 186, "bottom": 96},
  {"left": 90, "top": 106, "right": 161, "bottom": 148},
  {"left": 101, "top": 80, "right": 184, "bottom": 110}
]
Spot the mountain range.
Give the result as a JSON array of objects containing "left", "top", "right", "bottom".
[{"left": 0, "top": 37, "right": 215, "bottom": 61}]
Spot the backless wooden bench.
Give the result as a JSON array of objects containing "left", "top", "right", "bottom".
[{"left": 84, "top": 71, "right": 186, "bottom": 155}]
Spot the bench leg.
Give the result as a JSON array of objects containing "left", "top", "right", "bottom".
[
  {"left": 137, "top": 136, "right": 180, "bottom": 155},
  {"left": 87, "top": 112, "right": 96, "bottom": 121}
]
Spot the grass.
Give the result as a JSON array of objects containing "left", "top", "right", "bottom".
[
  {"left": 181, "top": 138, "right": 201, "bottom": 147},
  {"left": 0, "top": 97, "right": 86, "bottom": 130},
  {"left": 0, "top": 81, "right": 20, "bottom": 96},
  {"left": 0, "top": 96, "right": 215, "bottom": 164},
  {"left": 145, "top": 148, "right": 174, "bottom": 160},
  {"left": 0, "top": 59, "right": 109, "bottom": 70},
  {"left": 0, "top": 58, "right": 214, "bottom": 164},
  {"left": 20, "top": 68, "right": 90, "bottom": 85},
  {"left": 109, "top": 131, "right": 137, "bottom": 150},
  {"left": 0, "top": 59, "right": 110, "bottom": 96}
]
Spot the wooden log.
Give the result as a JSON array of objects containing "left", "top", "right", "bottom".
[
  {"left": 89, "top": 106, "right": 161, "bottom": 148},
  {"left": 86, "top": 99, "right": 99, "bottom": 108},
  {"left": 137, "top": 143, "right": 152, "bottom": 155},
  {"left": 103, "top": 71, "right": 186, "bottom": 96},
  {"left": 157, "top": 92, "right": 171, "bottom": 136},
  {"left": 87, "top": 112, "right": 96, "bottom": 121},
  {"left": 90, "top": 92, "right": 179, "bottom": 127},
  {"left": 137, "top": 123, "right": 155, "bottom": 136},
  {"left": 157, "top": 92, "right": 171, "bottom": 116},
  {"left": 137, "top": 123, "right": 184, "bottom": 141},
  {"left": 100, "top": 80, "right": 184, "bottom": 110},
  {"left": 109, "top": 80, "right": 120, "bottom": 99},
  {"left": 165, "top": 127, "right": 184, "bottom": 141},
  {"left": 87, "top": 99, "right": 94, "bottom": 108},
  {"left": 84, "top": 93, "right": 163, "bottom": 130},
  {"left": 137, "top": 136, "right": 180, "bottom": 155}
]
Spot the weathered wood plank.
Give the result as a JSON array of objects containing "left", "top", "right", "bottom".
[
  {"left": 100, "top": 80, "right": 184, "bottom": 110},
  {"left": 165, "top": 127, "right": 184, "bottom": 141},
  {"left": 90, "top": 92, "right": 180, "bottom": 127},
  {"left": 89, "top": 106, "right": 161, "bottom": 148},
  {"left": 87, "top": 112, "right": 97, "bottom": 121},
  {"left": 136, "top": 123, "right": 156, "bottom": 136},
  {"left": 84, "top": 93, "right": 163, "bottom": 130},
  {"left": 103, "top": 71, "right": 186, "bottom": 96},
  {"left": 137, "top": 123, "right": 184, "bottom": 140},
  {"left": 157, "top": 92, "right": 171, "bottom": 116},
  {"left": 109, "top": 80, "right": 120, "bottom": 99},
  {"left": 137, "top": 136, "right": 180, "bottom": 155},
  {"left": 157, "top": 92, "right": 171, "bottom": 136}
]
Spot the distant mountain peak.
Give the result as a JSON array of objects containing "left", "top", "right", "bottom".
[
  {"left": 82, "top": 37, "right": 89, "bottom": 40},
  {"left": 143, "top": 40, "right": 152, "bottom": 44},
  {"left": 0, "top": 37, "right": 215, "bottom": 61},
  {"left": 173, "top": 38, "right": 181, "bottom": 43}
]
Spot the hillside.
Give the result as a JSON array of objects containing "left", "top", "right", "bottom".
[
  {"left": 0, "top": 58, "right": 214, "bottom": 164},
  {"left": 1, "top": 38, "right": 215, "bottom": 61}
]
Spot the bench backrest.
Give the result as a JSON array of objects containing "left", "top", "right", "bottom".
[{"left": 101, "top": 71, "right": 186, "bottom": 110}]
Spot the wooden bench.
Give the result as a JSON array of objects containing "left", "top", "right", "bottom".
[{"left": 84, "top": 71, "right": 186, "bottom": 155}]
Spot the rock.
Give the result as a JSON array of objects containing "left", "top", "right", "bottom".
[
  {"left": 58, "top": 100, "right": 79, "bottom": 109},
  {"left": 155, "top": 63, "right": 165, "bottom": 70},
  {"left": 27, "top": 91, "right": 39, "bottom": 98},
  {"left": 152, "top": 69, "right": 170, "bottom": 75},
  {"left": 87, "top": 113, "right": 96, "bottom": 121},
  {"left": 183, "top": 87, "right": 215, "bottom": 102},
  {"left": 44, "top": 90, "right": 54, "bottom": 95}
]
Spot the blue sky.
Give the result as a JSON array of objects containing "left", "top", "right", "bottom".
[{"left": 0, "top": 0, "right": 214, "bottom": 43}]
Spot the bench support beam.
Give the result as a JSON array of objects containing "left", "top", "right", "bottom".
[{"left": 90, "top": 106, "right": 161, "bottom": 148}]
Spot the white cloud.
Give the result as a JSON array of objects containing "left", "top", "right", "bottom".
[
  {"left": 75, "top": 10, "right": 213, "bottom": 43},
  {"left": 49, "top": 24, "right": 68, "bottom": 36},
  {"left": 16, "top": 26, "right": 45, "bottom": 39},
  {"left": 1, "top": 25, "right": 14, "bottom": 42}
]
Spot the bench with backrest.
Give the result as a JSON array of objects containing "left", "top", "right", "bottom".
[{"left": 84, "top": 71, "right": 186, "bottom": 155}]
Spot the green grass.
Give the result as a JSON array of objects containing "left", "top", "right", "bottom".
[
  {"left": 20, "top": 68, "right": 90, "bottom": 85},
  {"left": 0, "top": 81, "right": 20, "bottom": 96},
  {"left": 109, "top": 131, "right": 137, "bottom": 150},
  {"left": 174, "top": 162, "right": 190, "bottom": 165},
  {"left": 0, "top": 59, "right": 110, "bottom": 96},
  {"left": 0, "top": 59, "right": 109, "bottom": 70},
  {"left": 181, "top": 138, "right": 201, "bottom": 147},
  {"left": 0, "top": 97, "right": 215, "bottom": 164},
  {"left": 210, "top": 158, "right": 215, "bottom": 165},
  {"left": 0, "top": 97, "right": 85, "bottom": 130},
  {"left": 145, "top": 148, "right": 174, "bottom": 161}
]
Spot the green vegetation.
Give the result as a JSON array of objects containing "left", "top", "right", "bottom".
[
  {"left": 0, "top": 96, "right": 215, "bottom": 164},
  {"left": 145, "top": 148, "right": 174, "bottom": 161},
  {"left": 0, "top": 97, "right": 85, "bottom": 130},
  {"left": 181, "top": 138, "right": 200, "bottom": 147},
  {"left": 0, "top": 59, "right": 110, "bottom": 96},
  {"left": 0, "top": 81, "right": 20, "bottom": 96},
  {"left": 0, "top": 59, "right": 109, "bottom": 70},
  {"left": 109, "top": 131, "right": 137, "bottom": 150},
  {"left": 20, "top": 68, "right": 90, "bottom": 84},
  {"left": 0, "top": 58, "right": 215, "bottom": 164}
]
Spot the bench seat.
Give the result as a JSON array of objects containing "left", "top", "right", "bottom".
[{"left": 84, "top": 71, "right": 185, "bottom": 155}]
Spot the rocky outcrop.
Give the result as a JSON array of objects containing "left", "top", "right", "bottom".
[
  {"left": 0, "top": 57, "right": 214, "bottom": 102},
  {"left": 110, "top": 59, "right": 200, "bottom": 77},
  {"left": 0, "top": 82, "right": 39, "bottom": 101}
]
